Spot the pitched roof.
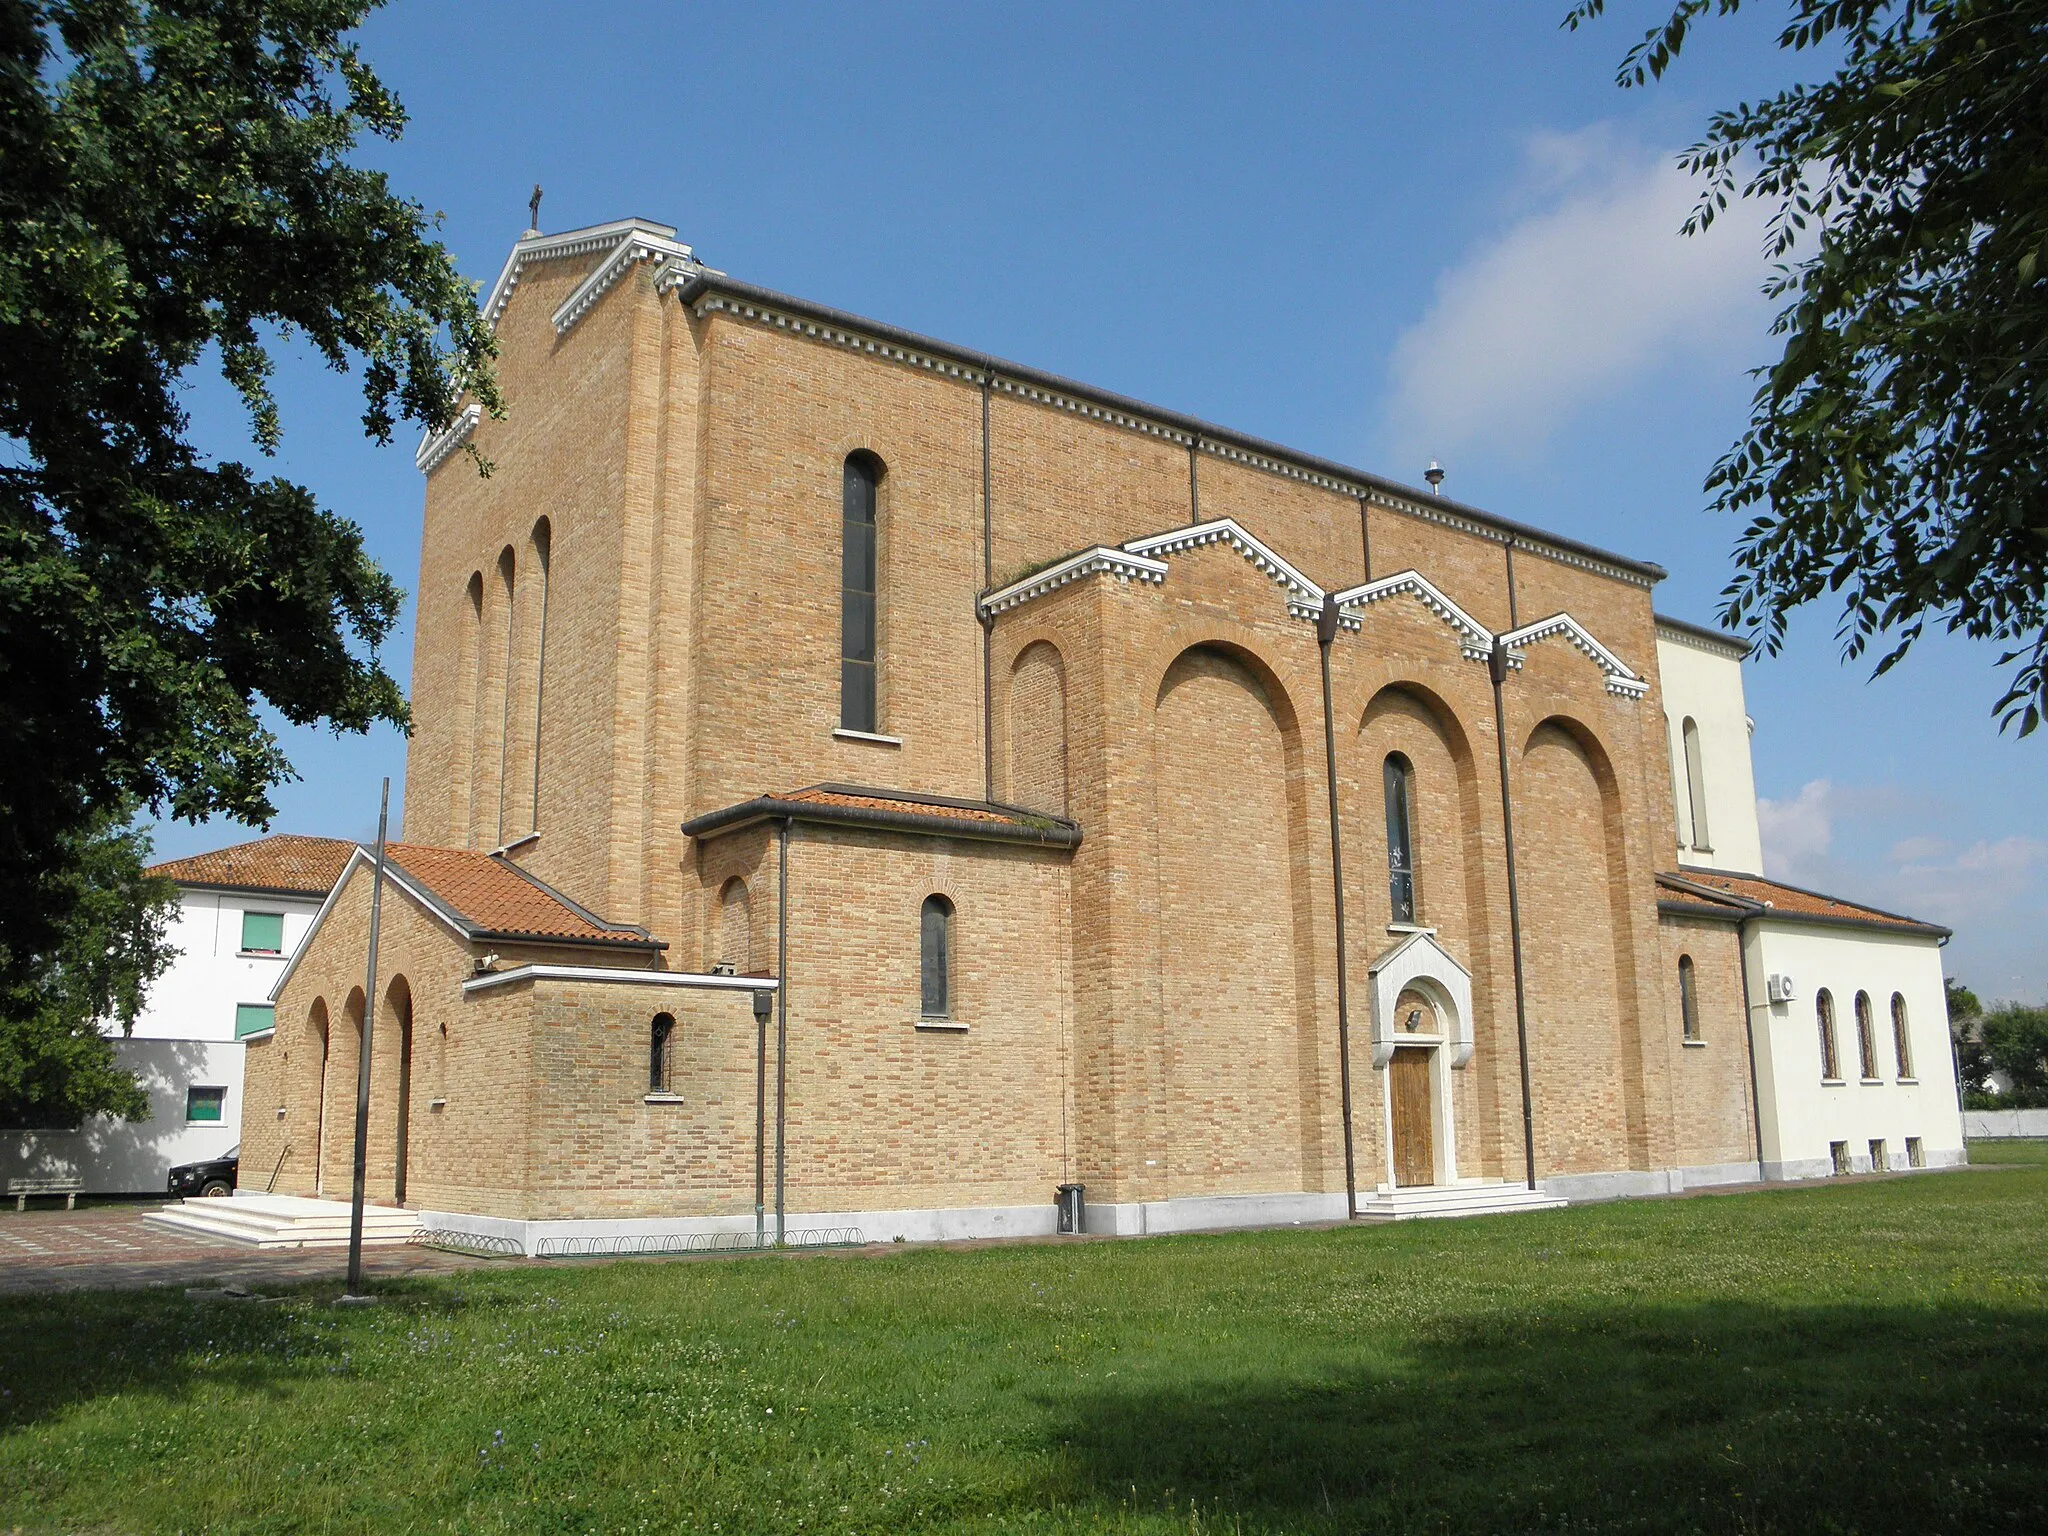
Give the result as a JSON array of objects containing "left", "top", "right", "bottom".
[
  {"left": 146, "top": 834, "right": 355, "bottom": 897},
  {"left": 1658, "top": 869, "right": 1949, "bottom": 938},
  {"left": 681, "top": 784, "right": 1082, "bottom": 848},
  {"left": 381, "top": 844, "right": 660, "bottom": 949}
]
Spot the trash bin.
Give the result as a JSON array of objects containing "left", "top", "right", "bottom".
[{"left": 1056, "top": 1182, "right": 1086, "bottom": 1235}]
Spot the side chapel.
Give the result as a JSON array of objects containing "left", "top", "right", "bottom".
[{"left": 240, "top": 218, "right": 1966, "bottom": 1248}]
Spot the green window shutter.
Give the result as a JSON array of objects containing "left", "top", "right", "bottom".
[
  {"left": 240, "top": 911, "right": 285, "bottom": 953},
  {"left": 235, "top": 1003, "right": 275, "bottom": 1039},
  {"left": 186, "top": 1086, "right": 225, "bottom": 1123}
]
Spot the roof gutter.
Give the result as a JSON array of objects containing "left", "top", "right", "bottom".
[{"left": 671, "top": 273, "right": 1666, "bottom": 586}]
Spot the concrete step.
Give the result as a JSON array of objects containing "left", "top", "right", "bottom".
[
  {"left": 144, "top": 1193, "right": 421, "bottom": 1249},
  {"left": 1355, "top": 1181, "right": 1568, "bottom": 1223}
]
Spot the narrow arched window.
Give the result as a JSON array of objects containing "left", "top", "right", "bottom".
[
  {"left": 1891, "top": 992, "right": 1913, "bottom": 1078},
  {"left": 527, "top": 517, "right": 552, "bottom": 833},
  {"left": 1855, "top": 991, "right": 1878, "bottom": 1080},
  {"left": 1681, "top": 717, "right": 1711, "bottom": 853},
  {"left": 1384, "top": 753, "right": 1416, "bottom": 924},
  {"left": 1678, "top": 955, "right": 1700, "bottom": 1042},
  {"left": 1816, "top": 989, "right": 1840, "bottom": 1080},
  {"left": 841, "top": 453, "right": 881, "bottom": 733},
  {"left": 919, "top": 895, "right": 953, "bottom": 1018},
  {"left": 717, "top": 877, "right": 750, "bottom": 973},
  {"left": 649, "top": 1013, "right": 676, "bottom": 1094}
]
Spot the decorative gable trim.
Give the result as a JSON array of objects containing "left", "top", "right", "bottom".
[
  {"left": 682, "top": 291, "right": 991, "bottom": 386},
  {"left": 552, "top": 230, "right": 699, "bottom": 336},
  {"left": 482, "top": 218, "right": 683, "bottom": 330},
  {"left": 1367, "top": 930, "right": 1475, "bottom": 1069},
  {"left": 1330, "top": 569, "right": 1495, "bottom": 659},
  {"left": 1123, "top": 518, "right": 1326, "bottom": 623},
  {"left": 1500, "top": 613, "right": 1649, "bottom": 697},
  {"left": 979, "top": 547, "right": 1168, "bottom": 619},
  {"left": 415, "top": 402, "right": 481, "bottom": 475}
]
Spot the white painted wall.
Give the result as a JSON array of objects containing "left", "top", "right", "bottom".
[
  {"left": 1743, "top": 921, "right": 1965, "bottom": 1176},
  {"left": 1655, "top": 627, "right": 1764, "bottom": 876},
  {"left": 2, "top": 1039, "right": 245, "bottom": 1194},
  {"left": 129, "top": 888, "right": 323, "bottom": 1042}
]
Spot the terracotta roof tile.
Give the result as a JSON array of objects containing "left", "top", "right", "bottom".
[
  {"left": 1662, "top": 870, "right": 1945, "bottom": 935},
  {"left": 147, "top": 834, "right": 354, "bottom": 897},
  {"left": 778, "top": 787, "right": 1019, "bottom": 826},
  {"left": 384, "top": 844, "right": 655, "bottom": 947}
]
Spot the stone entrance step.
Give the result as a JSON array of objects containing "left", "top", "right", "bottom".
[
  {"left": 144, "top": 1193, "right": 421, "bottom": 1249},
  {"left": 1354, "top": 1180, "right": 1568, "bottom": 1223}
]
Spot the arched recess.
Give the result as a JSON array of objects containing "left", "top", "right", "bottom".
[
  {"left": 716, "top": 877, "right": 752, "bottom": 972},
  {"left": 1151, "top": 642, "right": 1320, "bottom": 1196},
  {"left": 323, "top": 987, "right": 367, "bottom": 1197},
  {"left": 454, "top": 573, "right": 484, "bottom": 843},
  {"left": 1007, "top": 640, "right": 1068, "bottom": 815},
  {"left": 492, "top": 545, "right": 520, "bottom": 845},
  {"left": 384, "top": 976, "right": 415, "bottom": 1206},
  {"left": 306, "top": 998, "right": 331, "bottom": 1196},
  {"left": 1355, "top": 682, "right": 1504, "bottom": 1176},
  {"left": 512, "top": 517, "right": 552, "bottom": 840},
  {"left": 1517, "top": 716, "right": 1649, "bottom": 1174}
]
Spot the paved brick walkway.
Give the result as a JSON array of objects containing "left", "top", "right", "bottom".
[{"left": 0, "top": 1204, "right": 488, "bottom": 1295}]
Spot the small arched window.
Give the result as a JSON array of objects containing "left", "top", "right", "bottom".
[
  {"left": 1816, "top": 989, "right": 1840, "bottom": 1080},
  {"left": 1855, "top": 991, "right": 1878, "bottom": 1080},
  {"left": 841, "top": 453, "right": 882, "bottom": 733},
  {"left": 649, "top": 1013, "right": 676, "bottom": 1094},
  {"left": 919, "top": 895, "right": 953, "bottom": 1019},
  {"left": 1681, "top": 717, "right": 1711, "bottom": 852},
  {"left": 1384, "top": 753, "right": 1416, "bottom": 924},
  {"left": 1891, "top": 992, "right": 1913, "bottom": 1078},
  {"left": 1678, "top": 955, "right": 1700, "bottom": 1042}
]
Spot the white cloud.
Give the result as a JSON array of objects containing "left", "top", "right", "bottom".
[
  {"left": 1758, "top": 778, "right": 1838, "bottom": 882},
  {"left": 1378, "top": 123, "right": 1774, "bottom": 459}
]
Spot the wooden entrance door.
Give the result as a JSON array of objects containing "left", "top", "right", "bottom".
[{"left": 1390, "top": 1047, "right": 1435, "bottom": 1188}]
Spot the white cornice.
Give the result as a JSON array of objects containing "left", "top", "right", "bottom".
[
  {"left": 1654, "top": 617, "right": 1750, "bottom": 660},
  {"left": 551, "top": 230, "right": 699, "bottom": 336},
  {"left": 464, "top": 965, "right": 777, "bottom": 997},
  {"left": 979, "top": 547, "right": 1168, "bottom": 619},
  {"left": 414, "top": 402, "right": 481, "bottom": 475},
  {"left": 1501, "top": 613, "right": 1649, "bottom": 697},
  {"left": 1330, "top": 569, "right": 1496, "bottom": 661},
  {"left": 1123, "top": 518, "right": 1326, "bottom": 623},
  {"left": 684, "top": 292, "right": 991, "bottom": 386},
  {"left": 482, "top": 218, "right": 684, "bottom": 331}
]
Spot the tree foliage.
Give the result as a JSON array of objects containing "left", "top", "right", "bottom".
[
  {"left": 0, "top": 807, "right": 176, "bottom": 1127},
  {"left": 1978, "top": 1002, "right": 2048, "bottom": 1107},
  {"left": 1569, "top": 1, "right": 2048, "bottom": 732},
  {"left": 0, "top": 2, "right": 498, "bottom": 1013}
]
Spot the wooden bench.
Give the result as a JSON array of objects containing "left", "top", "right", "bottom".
[{"left": 5, "top": 1176, "right": 83, "bottom": 1211}]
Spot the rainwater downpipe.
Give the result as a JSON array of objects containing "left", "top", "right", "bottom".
[
  {"left": 1490, "top": 636, "right": 1540, "bottom": 1190},
  {"left": 775, "top": 816, "right": 791, "bottom": 1244},
  {"left": 1735, "top": 915, "right": 1768, "bottom": 1172},
  {"left": 1317, "top": 594, "right": 1359, "bottom": 1218},
  {"left": 1188, "top": 437, "right": 1201, "bottom": 524},
  {"left": 981, "top": 376, "right": 996, "bottom": 804}
]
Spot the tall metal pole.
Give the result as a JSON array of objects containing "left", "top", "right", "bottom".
[
  {"left": 1317, "top": 595, "right": 1359, "bottom": 1219},
  {"left": 345, "top": 778, "right": 390, "bottom": 1298},
  {"left": 1489, "top": 643, "right": 1539, "bottom": 1190},
  {"left": 775, "top": 818, "right": 791, "bottom": 1244}
]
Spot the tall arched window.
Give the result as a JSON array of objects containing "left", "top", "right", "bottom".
[
  {"left": 1678, "top": 954, "right": 1700, "bottom": 1042},
  {"left": 649, "top": 1013, "right": 676, "bottom": 1094},
  {"left": 1855, "top": 991, "right": 1878, "bottom": 1080},
  {"left": 920, "top": 895, "right": 953, "bottom": 1019},
  {"left": 1891, "top": 992, "right": 1913, "bottom": 1078},
  {"left": 1681, "top": 717, "right": 1711, "bottom": 852},
  {"left": 1816, "top": 989, "right": 1840, "bottom": 1080},
  {"left": 1384, "top": 753, "right": 1416, "bottom": 924},
  {"left": 527, "top": 517, "right": 552, "bottom": 832},
  {"left": 493, "top": 545, "right": 517, "bottom": 844},
  {"left": 841, "top": 453, "right": 882, "bottom": 733}
]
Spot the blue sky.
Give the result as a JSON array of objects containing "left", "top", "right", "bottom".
[{"left": 157, "top": 1, "right": 2044, "bottom": 1002}]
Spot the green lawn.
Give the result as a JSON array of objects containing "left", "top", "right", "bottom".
[{"left": 3, "top": 1159, "right": 2045, "bottom": 1534}]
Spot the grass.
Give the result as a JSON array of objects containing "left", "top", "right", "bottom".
[{"left": 2, "top": 1155, "right": 2045, "bottom": 1534}]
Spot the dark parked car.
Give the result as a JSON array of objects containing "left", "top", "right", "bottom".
[{"left": 167, "top": 1146, "right": 238, "bottom": 1199}]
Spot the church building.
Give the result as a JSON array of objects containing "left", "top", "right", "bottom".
[{"left": 238, "top": 217, "right": 1966, "bottom": 1251}]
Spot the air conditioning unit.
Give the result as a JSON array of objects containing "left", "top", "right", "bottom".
[{"left": 1766, "top": 973, "right": 1796, "bottom": 1004}]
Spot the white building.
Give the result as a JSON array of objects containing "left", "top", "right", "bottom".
[
  {"left": 1, "top": 835, "right": 350, "bottom": 1195},
  {"left": 1654, "top": 617, "right": 1965, "bottom": 1179}
]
